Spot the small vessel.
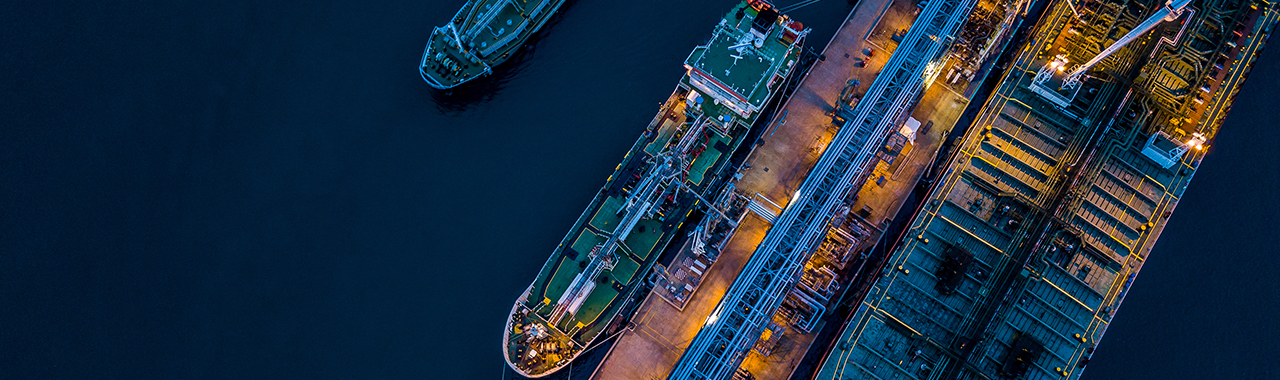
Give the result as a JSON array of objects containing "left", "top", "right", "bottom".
[
  {"left": 501, "top": 1, "right": 808, "bottom": 377},
  {"left": 420, "top": 0, "right": 567, "bottom": 89}
]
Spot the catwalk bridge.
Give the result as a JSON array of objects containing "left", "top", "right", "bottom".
[{"left": 665, "top": 0, "right": 981, "bottom": 377}]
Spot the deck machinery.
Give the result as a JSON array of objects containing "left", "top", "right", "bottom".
[
  {"left": 668, "top": 0, "right": 981, "bottom": 377},
  {"left": 503, "top": 2, "right": 808, "bottom": 377},
  {"left": 814, "top": 0, "right": 1276, "bottom": 378}
]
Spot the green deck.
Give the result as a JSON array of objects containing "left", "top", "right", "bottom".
[
  {"left": 587, "top": 196, "right": 625, "bottom": 233},
  {"left": 687, "top": 133, "right": 735, "bottom": 186},
  {"left": 645, "top": 116, "right": 684, "bottom": 156},
  {"left": 610, "top": 255, "right": 641, "bottom": 284},
  {"left": 688, "top": 32, "right": 777, "bottom": 108},
  {"left": 571, "top": 286, "right": 619, "bottom": 329},
  {"left": 684, "top": 3, "right": 800, "bottom": 111},
  {"left": 569, "top": 230, "right": 605, "bottom": 256},
  {"left": 692, "top": 94, "right": 736, "bottom": 123},
  {"left": 506, "top": 2, "right": 808, "bottom": 376},
  {"left": 518, "top": 0, "right": 804, "bottom": 345},
  {"left": 622, "top": 219, "right": 664, "bottom": 262}
]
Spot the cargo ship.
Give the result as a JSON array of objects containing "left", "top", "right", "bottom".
[
  {"left": 420, "top": 0, "right": 567, "bottom": 89},
  {"left": 502, "top": 1, "right": 808, "bottom": 377}
]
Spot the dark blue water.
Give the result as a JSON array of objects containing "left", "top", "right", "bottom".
[
  {"left": 2, "top": 1, "right": 1275, "bottom": 379},
  {"left": 1077, "top": 42, "right": 1280, "bottom": 380}
]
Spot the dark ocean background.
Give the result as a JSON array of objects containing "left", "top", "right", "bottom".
[{"left": 2, "top": 0, "right": 1276, "bottom": 379}]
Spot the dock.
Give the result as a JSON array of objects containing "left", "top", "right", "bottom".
[{"left": 587, "top": 0, "right": 990, "bottom": 377}]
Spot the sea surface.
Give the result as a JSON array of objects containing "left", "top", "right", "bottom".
[{"left": 2, "top": 0, "right": 1276, "bottom": 379}]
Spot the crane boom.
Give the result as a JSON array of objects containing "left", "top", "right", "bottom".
[{"left": 1065, "top": 0, "right": 1192, "bottom": 79}]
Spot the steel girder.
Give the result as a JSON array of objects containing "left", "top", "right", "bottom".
[{"left": 666, "top": 0, "right": 979, "bottom": 378}]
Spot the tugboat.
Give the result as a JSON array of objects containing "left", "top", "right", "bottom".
[{"left": 420, "top": 0, "right": 566, "bottom": 89}]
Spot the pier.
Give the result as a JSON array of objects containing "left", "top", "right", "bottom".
[{"left": 586, "top": 0, "right": 997, "bottom": 377}]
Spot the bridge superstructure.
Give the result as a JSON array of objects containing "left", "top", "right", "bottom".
[{"left": 665, "top": 0, "right": 980, "bottom": 377}]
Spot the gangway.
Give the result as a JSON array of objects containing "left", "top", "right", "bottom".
[{"left": 665, "top": 0, "right": 979, "bottom": 376}]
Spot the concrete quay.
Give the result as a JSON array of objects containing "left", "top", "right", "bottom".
[{"left": 587, "top": 0, "right": 977, "bottom": 378}]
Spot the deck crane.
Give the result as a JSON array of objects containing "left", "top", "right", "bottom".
[{"left": 1041, "top": 0, "right": 1193, "bottom": 89}]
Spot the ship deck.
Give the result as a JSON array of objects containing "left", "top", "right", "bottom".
[
  {"left": 421, "top": 0, "right": 565, "bottom": 89},
  {"left": 815, "top": 0, "right": 1278, "bottom": 378},
  {"left": 686, "top": 24, "right": 792, "bottom": 110},
  {"left": 506, "top": 6, "right": 812, "bottom": 375},
  {"left": 505, "top": 88, "right": 696, "bottom": 376}
]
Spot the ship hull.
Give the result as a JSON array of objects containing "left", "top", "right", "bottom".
[
  {"left": 502, "top": 2, "right": 809, "bottom": 376},
  {"left": 421, "top": 0, "right": 567, "bottom": 90},
  {"left": 502, "top": 87, "right": 718, "bottom": 378}
]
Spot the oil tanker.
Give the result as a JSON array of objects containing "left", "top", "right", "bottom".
[{"left": 502, "top": 1, "right": 808, "bottom": 377}]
